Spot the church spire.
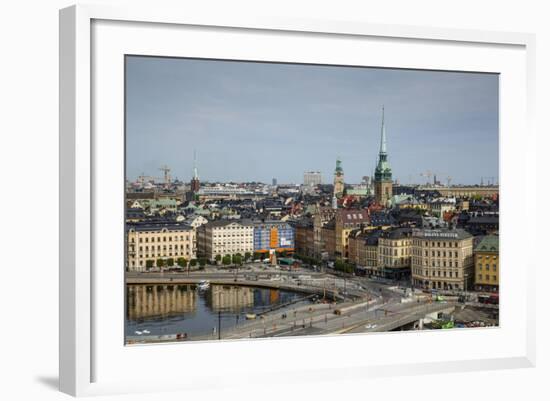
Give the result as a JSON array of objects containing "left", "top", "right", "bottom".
[
  {"left": 379, "top": 106, "right": 387, "bottom": 154},
  {"left": 193, "top": 149, "right": 198, "bottom": 179}
]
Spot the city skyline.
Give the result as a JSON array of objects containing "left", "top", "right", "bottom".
[{"left": 126, "top": 56, "right": 499, "bottom": 185}]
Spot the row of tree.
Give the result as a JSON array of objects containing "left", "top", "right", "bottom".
[
  {"left": 145, "top": 257, "right": 207, "bottom": 269},
  {"left": 333, "top": 258, "right": 355, "bottom": 274},
  {"left": 294, "top": 253, "right": 322, "bottom": 267},
  {"left": 145, "top": 249, "right": 295, "bottom": 270}
]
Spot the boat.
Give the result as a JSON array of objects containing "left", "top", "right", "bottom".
[
  {"left": 197, "top": 280, "right": 210, "bottom": 291},
  {"left": 245, "top": 313, "right": 257, "bottom": 320}
]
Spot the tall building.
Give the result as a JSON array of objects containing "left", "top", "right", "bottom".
[
  {"left": 333, "top": 158, "right": 345, "bottom": 198},
  {"left": 190, "top": 150, "right": 200, "bottom": 193},
  {"left": 304, "top": 171, "right": 322, "bottom": 186},
  {"left": 374, "top": 107, "right": 393, "bottom": 206},
  {"left": 411, "top": 228, "right": 474, "bottom": 291}
]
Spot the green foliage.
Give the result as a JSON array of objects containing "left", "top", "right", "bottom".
[
  {"left": 156, "top": 258, "right": 165, "bottom": 268},
  {"left": 198, "top": 257, "right": 207, "bottom": 267},
  {"left": 176, "top": 257, "right": 187, "bottom": 267},
  {"left": 334, "top": 258, "right": 354, "bottom": 274},
  {"left": 222, "top": 255, "right": 231, "bottom": 265},
  {"left": 215, "top": 254, "right": 222, "bottom": 262},
  {"left": 145, "top": 260, "right": 154, "bottom": 269},
  {"left": 244, "top": 252, "right": 252, "bottom": 261},
  {"left": 232, "top": 254, "right": 243, "bottom": 265},
  {"left": 166, "top": 258, "right": 174, "bottom": 267},
  {"left": 190, "top": 259, "right": 197, "bottom": 267}
]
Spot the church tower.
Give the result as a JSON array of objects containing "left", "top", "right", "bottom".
[
  {"left": 374, "top": 107, "right": 393, "bottom": 206},
  {"left": 190, "top": 150, "right": 200, "bottom": 193},
  {"left": 333, "top": 157, "right": 345, "bottom": 200}
]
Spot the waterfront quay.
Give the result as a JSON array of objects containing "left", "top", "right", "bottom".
[{"left": 125, "top": 265, "right": 495, "bottom": 344}]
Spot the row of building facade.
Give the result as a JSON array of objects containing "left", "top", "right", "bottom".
[
  {"left": 294, "top": 211, "right": 498, "bottom": 292},
  {"left": 126, "top": 219, "right": 295, "bottom": 271}
]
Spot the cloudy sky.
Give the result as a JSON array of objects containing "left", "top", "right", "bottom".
[{"left": 126, "top": 56, "right": 498, "bottom": 185}]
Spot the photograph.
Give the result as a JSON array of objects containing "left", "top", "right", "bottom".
[{"left": 124, "top": 55, "right": 499, "bottom": 344}]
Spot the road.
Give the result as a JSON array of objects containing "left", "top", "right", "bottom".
[{"left": 125, "top": 264, "right": 483, "bottom": 343}]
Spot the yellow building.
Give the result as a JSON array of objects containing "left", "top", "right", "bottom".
[
  {"left": 378, "top": 227, "right": 413, "bottom": 280},
  {"left": 348, "top": 229, "right": 384, "bottom": 277},
  {"left": 474, "top": 235, "right": 499, "bottom": 292},
  {"left": 127, "top": 222, "right": 195, "bottom": 272}
]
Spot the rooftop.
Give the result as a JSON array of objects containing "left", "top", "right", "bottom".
[{"left": 475, "top": 235, "right": 499, "bottom": 253}]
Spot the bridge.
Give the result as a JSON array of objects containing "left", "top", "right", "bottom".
[
  {"left": 337, "top": 302, "right": 457, "bottom": 334},
  {"left": 125, "top": 275, "right": 359, "bottom": 301}
]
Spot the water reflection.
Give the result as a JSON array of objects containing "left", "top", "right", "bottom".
[{"left": 126, "top": 284, "right": 307, "bottom": 339}]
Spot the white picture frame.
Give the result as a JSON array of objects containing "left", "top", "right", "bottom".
[{"left": 59, "top": 4, "right": 536, "bottom": 397}]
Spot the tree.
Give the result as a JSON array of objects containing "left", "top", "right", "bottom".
[
  {"left": 215, "top": 254, "right": 222, "bottom": 264},
  {"left": 232, "top": 254, "right": 242, "bottom": 266},
  {"left": 176, "top": 257, "right": 187, "bottom": 268},
  {"left": 156, "top": 258, "right": 165, "bottom": 268},
  {"left": 166, "top": 258, "right": 174, "bottom": 267},
  {"left": 222, "top": 255, "right": 231, "bottom": 265},
  {"left": 244, "top": 252, "right": 251, "bottom": 262},
  {"left": 190, "top": 259, "right": 197, "bottom": 267},
  {"left": 145, "top": 260, "right": 154, "bottom": 269},
  {"left": 253, "top": 251, "right": 262, "bottom": 260},
  {"left": 198, "top": 257, "right": 207, "bottom": 268}
]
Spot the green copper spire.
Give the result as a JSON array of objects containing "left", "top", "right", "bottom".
[
  {"left": 335, "top": 157, "right": 343, "bottom": 175},
  {"left": 375, "top": 106, "right": 392, "bottom": 182}
]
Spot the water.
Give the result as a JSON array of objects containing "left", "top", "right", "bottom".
[{"left": 125, "top": 284, "right": 309, "bottom": 340}]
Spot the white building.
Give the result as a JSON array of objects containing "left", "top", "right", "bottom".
[
  {"left": 197, "top": 220, "right": 254, "bottom": 261},
  {"left": 303, "top": 171, "right": 322, "bottom": 186}
]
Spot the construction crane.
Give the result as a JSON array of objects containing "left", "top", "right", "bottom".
[{"left": 159, "top": 165, "right": 171, "bottom": 186}]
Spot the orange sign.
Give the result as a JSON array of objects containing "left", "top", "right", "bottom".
[{"left": 270, "top": 228, "right": 278, "bottom": 249}]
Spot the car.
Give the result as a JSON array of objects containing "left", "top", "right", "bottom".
[{"left": 365, "top": 323, "right": 377, "bottom": 329}]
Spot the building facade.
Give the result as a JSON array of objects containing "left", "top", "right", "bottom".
[
  {"left": 374, "top": 107, "right": 393, "bottom": 206},
  {"left": 303, "top": 171, "right": 322, "bottom": 186},
  {"left": 474, "top": 235, "right": 499, "bottom": 292},
  {"left": 294, "top": 219, "right": 315, "bottom": 258},
  {"left": 126, "top": 222, "right": 195, "bottom": 272},
  {"left": 253, "top": 220, "right": 295, "bottom": 255},
  {"left": 196, "top": 220, "right": 254, "bottom": 261},
  {"left": 313, "top": 207, "right": 336, "bottom": 259},
  {"left": 334, "top": 209, "right": 370, "bottom": 260},
  {"left": 411, "top": 228, "right": 474, "bottom": 291},
  {"left": 378, "top": 227, "right": 413, "bottom": 279}
]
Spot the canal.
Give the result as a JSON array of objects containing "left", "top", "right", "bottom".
[{"left": 125, "top": 284, "right": 310, "bottom": 341}]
